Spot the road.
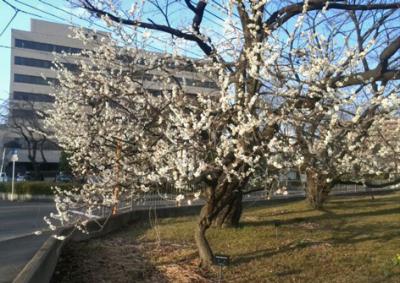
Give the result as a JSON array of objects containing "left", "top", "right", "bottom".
[
  {"left": 0, "top": 200, "right": 54, "bottom": 241},
  {"left": 0, "top": 201, "right": 54, "bottom": 283}
]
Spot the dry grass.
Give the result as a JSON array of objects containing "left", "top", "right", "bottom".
[{"left": 53, "top": 192, "right": 400, "bottom": 282}]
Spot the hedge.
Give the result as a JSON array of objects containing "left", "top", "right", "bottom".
[{"left": 0, "top": 181, "right": 80, "bottom": 195}]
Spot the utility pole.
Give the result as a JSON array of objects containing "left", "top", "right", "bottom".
[
  {"left": 0, "top": 148, "right": 5, "bottom": 175},
  {"left": 10, "top": 150, "right": 18, "bottom": 201}
]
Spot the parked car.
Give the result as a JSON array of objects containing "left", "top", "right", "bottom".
[
  {"left": 24, "top": 171, "right": 44, "bottom": 181},
  {"left": 16, "top": 174, "right": 26, "bottom": 182},
  {"left": 55, "top": 172, "right": 73, "bottom": 183},
  {"left": 0, "top": 172, "right": 8, "bottom": 182}
]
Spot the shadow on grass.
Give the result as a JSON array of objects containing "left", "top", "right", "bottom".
[
  {"left": 232, "top": 239, "right": 327, "bottom": 266},
  {"left": 241, "top": 206, "right": 400, "bottom": 228},
  {"left": 331, "top": 222, "right": 400, "bottom": 245},
  {"left": 242, "top": 208, "right": 316, "bottom": 221},
  {"left": 234, "top": 202, "right": 399, "bottom": 266},
  {"left": 275, "top": 269, "right": 303, "bottom": 277},
  {"left": 233, "top": 220, "right": 399, "bottom": 266},
  {"left": 329, "top": 197, "right": 400, "bottom": 209}
]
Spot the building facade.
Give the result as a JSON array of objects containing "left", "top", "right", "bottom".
[{"left": 1, "top": 19, "right": 96, "bottom": 178}]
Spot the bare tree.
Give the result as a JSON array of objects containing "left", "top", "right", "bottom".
[{"left": 1, "top": 100, "right": 56, "bottom": 179}]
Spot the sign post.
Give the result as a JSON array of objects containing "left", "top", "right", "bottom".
[
  {"left": 10, "top": 150, "right": 18, "bottom": 201},
  {"left": 214, "top": 254, "right": 229, "bottom": 282}
]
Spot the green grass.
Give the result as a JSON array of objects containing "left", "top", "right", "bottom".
[{"left": 55, "top": 192, "right": 400, "bottom": 282}]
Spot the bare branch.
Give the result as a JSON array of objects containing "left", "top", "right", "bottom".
[
  {"left": 78, "top": 0, "right": 213, "bottom": 55},
  {"left": 265, "top": 1, "right": 400, "bottom": 33}
]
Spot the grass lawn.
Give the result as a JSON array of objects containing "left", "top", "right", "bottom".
[{"left": 52, "top": 192, "right": 400, "bottom": 283}]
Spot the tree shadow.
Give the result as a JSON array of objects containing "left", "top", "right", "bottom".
[
  {"left": 242, "top": 208, "right": 315, "bottom": 221},
  {"left": 329, "top": 197, "right": 399, "bottom": 209},
  {"left": 275, "top": 269, "right": 303, "bottom": 277},
  {"left": 234, "top": 205, "right": 399, "bottom": 266},
  {"left": 241, "top": 206, "right": 400, "bottom": 228},
  {"left": 331, "top": 222, "right": 400, "bottom": 245},
  {"left": 232, "top": 239, "right": 327, "bottom": 266},
  {"left": 233, "top": 220, "right": 399, "bottom": 267}
]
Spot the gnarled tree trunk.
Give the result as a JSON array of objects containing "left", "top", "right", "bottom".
[
  {"left": 195, "top": 181, "right": 244, "bottom": 266},
  {"left": 212, "top": 190, "right": 242, "bottom": 228},
  {"left": 195, "top": 203, "right": 214, "bottom": 266},
  {"left": 305, "top": 169, "right": 332, "bottom": 209}
]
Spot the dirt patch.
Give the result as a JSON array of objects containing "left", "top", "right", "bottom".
[
  {"left": 145, "top": 242, "right": 212, "bottom": 282},
  {"left": 52, "top": 237, "right": 211, "bottom": 283}
]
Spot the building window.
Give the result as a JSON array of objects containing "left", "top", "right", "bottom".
[
  {"left": 176, "top": 77, "right": 218, "bottom": 89},
  {"left": 11, "top": 109, "right": 38, "bottom": 119},
  {"left": 14, "top": 74, "right": 59, "bottom": 86},
  {"left": 14, "top": 56, "right": 78, "bottom": 71},
  {"left": 15, "top": 39, "right": 82, "bottom": 54},
  {"left": 13, "top": 91, "right": 55, "bottom": 103}
]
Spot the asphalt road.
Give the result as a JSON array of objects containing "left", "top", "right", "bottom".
[
  {"left": 0, "top": 200, "right": 54, "bottom": 241},
  {"left": 0, "top": 200, "right": 54, "bottom": 283}
]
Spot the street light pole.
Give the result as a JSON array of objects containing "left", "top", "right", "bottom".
[
  {"left": 11, "top": 159, "right": 15, "bottom": 200},
  {"left": 10, "top": 150, "right": 18, "bottom": 201},
  {"left": 0, "top": 148, "right": 5, "bottom": 175}
]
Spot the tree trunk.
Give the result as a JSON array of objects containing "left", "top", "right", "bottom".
[
  {"left": 195, "top": 205, "right": 214, "bottom": 267},
  {"left": 212, "top": 190, "right": 242, "bottom": 228},
  {"left": 32, "top": 162, "right": 41, "bottom": 180},
  {"left": 28, "top": 142, "right": 41, "bottom": 180},
  {"left": 194, "top": 177, "right": 249, "bottom": 265},
  {"left": 305, "top": 169, "right": 332, "bottom": 209},
  {"left": 195, "top": 182, "right": 243, "bottom": 266}
]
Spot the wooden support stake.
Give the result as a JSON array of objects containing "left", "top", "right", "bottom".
[{"left": 112, "top": 141, "right": 122, "bottom": 215}]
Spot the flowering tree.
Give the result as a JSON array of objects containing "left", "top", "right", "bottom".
[
  {"left": 54, "top": 0, "right": 400, "bottom": 265},
  {"left": 46, "top": 30, "right": 170, "bottom": 229},
  {"left": 274, "top": 6, "right": 400, "bottom": 208}
]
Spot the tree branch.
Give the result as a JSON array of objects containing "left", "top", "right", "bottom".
[
  {"left": 264, "top": 1, "right": 400, "bottom": 33},
  {"left": 328, "top": 35, "right": 400, "bottom": 87},
  {"left": 78, "top": 0, "right": 213, "bottom": 55},
  {"left": 184, "top": 0, "right": 207, "bottom": 33}
]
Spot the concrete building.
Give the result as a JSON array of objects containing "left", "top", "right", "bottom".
[
  {"left": 1, "top": 19, "right": 218, "bottom": 179},
  {"left": 1, "top": 19, "right": 95, "bottom": 178}
]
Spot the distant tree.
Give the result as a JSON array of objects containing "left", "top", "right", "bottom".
[
  {"left": 274, "top": 6, "right": 400, "bottom": 208},
  {"left": 58, "top": 151, "right": 72, "bottom": 174},
  {"left": 1, "top": 100, "right": 55, "bottom": 179}
]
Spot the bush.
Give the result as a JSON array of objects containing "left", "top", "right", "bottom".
[{"left": 0, "top": 181, "right": 80, "bottom": 195}]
